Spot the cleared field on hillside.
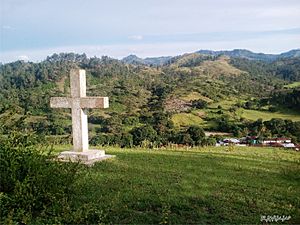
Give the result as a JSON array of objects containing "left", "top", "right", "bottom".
[
  {"left": 238, "top": 108, "right": 300, "bottom": 122},
  {"left": 52, "top": 146, "right": 300, "bottom": 224},
  {"left": 172, "top": 113, "right": 204, "bottom": 127},
  {"left": 284, "top": 81, "right": 300, "bottom": 89},
  {"left": 208, "top": 98, "right": 300, "bottom": 122},
  {"left": 209, "top": 98, "right": 239, "bottom": 109},
  {"left": 179, "top": 92, "right": 213, "bottom": 102}
]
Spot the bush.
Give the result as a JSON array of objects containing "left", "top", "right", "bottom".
[
  {"left": 131, "top": 125, "right": 158, "bottom": 146},
  {"left": 119, "top": 133, "right": 133, "bottom": 148},
  {"left": 122, "top": 116, "right": 139, "bottom": 126},
  {"left": 268, "top": 106, "right": 277, "bottom": 112},
  {"left": 177, "top": 133, "right": 193, "bottom": 146},
  {"left": 90, "top": 134, "right": 108, "bottom": 146},
  {"left": 0, "top": 132, "right": 81, "bottom": 224},
  {"left": 203, "top": 137, "right": 217, "bottom": 146},
  {"left": 191, "top": 99, "right": 208, "bottom": 109},
  {"left": 187, "top": 126, "right": 206, "bottom": 146}
]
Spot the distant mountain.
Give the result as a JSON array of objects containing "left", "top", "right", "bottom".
[
  {"left": 121, "top": 49, "right": 300, "bottom": 66},
  {"left": 121, "top": 55, "right": 145, "bottom": 65},
  {"left": 279, "top": 49, "right": 300, "bottom": 58},
  {"left": 196, "top": 49, "right": 300, "bottom": 61},
  {"left": 143, "top": 56, "right": 172, "bottom": 66},
  {"left": 121, "top": 55, "right": 172, "bottom": 66}
]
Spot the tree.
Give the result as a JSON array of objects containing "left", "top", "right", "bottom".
[
  {"left": 187, "top": 126, "right": 205, "bottom": 146},
  {"left": 130, "top": 125, "right": 157, "bottom": 146}
]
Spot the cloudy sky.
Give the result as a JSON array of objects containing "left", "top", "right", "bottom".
[{"left": 1, "top": 0, "right": 300, "bottom": 62}]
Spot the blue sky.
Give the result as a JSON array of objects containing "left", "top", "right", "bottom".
[{"left": 1, "top": 0, "right": 300, "bottom": 62}]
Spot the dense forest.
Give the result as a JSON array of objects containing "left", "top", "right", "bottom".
[{"left": 1, "top": 50, "right": 300, "bottom": 146}]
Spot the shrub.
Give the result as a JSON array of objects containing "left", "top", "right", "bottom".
[
  {"left": 131, "top": 125, "right": 158, "bottom": 146},
  {"left": 0, "top": 132, "right": 81, "bottom": 224},
  {"left": 90, "top": 134, "right": 108, "bottom": 146},
  {"left": 122, "top": 116, "right": 139, "bottom": 126},
  {"left": 119, "top": 133, "right": 133, "bottom": 148},
  {"left": 177, "top": 133, "right": 193, "bottom": 146},
  {"left": 187, "top": 125, "right": 206, "bottom": 146},
  {"left": 268, "top": 106, "right": 277, "bottom": 112},
  {"left": 191, "top": 99, "right": 208, "bottom": 109},
  {"left": 203, "top": 137, "right": 217, "bottom": 146}
]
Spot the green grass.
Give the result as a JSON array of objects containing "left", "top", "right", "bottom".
[
  {"left": 180, "top": 92, "right": 213, "bottom": 102},
  {"left": 284, "top": 81, "right": 300, "bottom": 89},
  {"left": 172, "top": 113, "right": 204, "bottom": 127},
  {"left": 209, "top": 98, "right": 237, "bottom": 110},
  {"left": 238, "top": 108, "right": 300, "bottom": 122},
  {"left": 51, "top": 146, "right": 300, "bottom": 224}
]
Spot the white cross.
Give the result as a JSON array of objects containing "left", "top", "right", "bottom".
[{"left": 50, "top": 69, "right": 109, "bottom": 152}]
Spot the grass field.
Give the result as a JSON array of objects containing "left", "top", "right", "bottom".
[
  {"left": 209, "top": 98, "right": 239, "bottom": 110},
  {"left": 238, "top": 108, "right": 300, "bottom": 122},
  {"left": 52, "top": 146, "right": 300, "bottom": 224},
  {"left": 180, "top": 92, "right": 213, "bottom": 102},
  {"left": 172, "top": 113, "right": 204, "bottom": 127},
  {"left": 284, "top": 82, "right": 300, "bottom": 89},
  {"left": 207, "top": 97, "right": 300, "bottom": 122}
]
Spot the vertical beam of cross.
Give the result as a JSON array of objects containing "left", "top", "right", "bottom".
[
  {"left": 70, "top": 69, "right": 89, "bottom": 151},
  {"left": 50, "top": 69, "right": 109, "bottom": 152}
]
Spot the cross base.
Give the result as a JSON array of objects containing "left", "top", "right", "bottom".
[{"left": 58, "top": 150, "right": 115, "bottom": 165}]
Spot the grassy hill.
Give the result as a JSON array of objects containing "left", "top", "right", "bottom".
[
  {"left": 194, "top": 56, "right": 245, "bottom": 77},
  {"left": 47, "top": 145, "right": 300, "bottom": 224}
]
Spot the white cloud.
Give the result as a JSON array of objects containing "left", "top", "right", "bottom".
[
  {"left": 128, "top": 35, "right": 143, "bottom": 41},
  {"left": 17, "top": 55, "right": 29, "bottom": 61}
]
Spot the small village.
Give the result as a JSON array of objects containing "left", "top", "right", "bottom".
[{"left": 216, "top": 136, "right": 300, "bottom": 150}]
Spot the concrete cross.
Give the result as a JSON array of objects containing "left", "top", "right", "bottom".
[{"left": 50, "top": 69, "right": 109, "bottom": 152}]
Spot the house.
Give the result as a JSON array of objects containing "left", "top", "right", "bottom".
[
  {"left": 262, "top": 138, "right": 291, "bottom": 144},
  {"left": 282, "top": 143, "right": 295, "bottom": 148},
  {"left": 238, "top": 136, "right": 260, "bottom": 145},
  {"left": 269, "top": 142, "right": 284, "bottom": 147},
  {"left": 223, "top": 138, "right": 240, "bottom": 145},
  {"left": 216, "top": 138, "right": 242, "bottom": 146},
  {"left": 215, "top": 136, "right": 297, "bottom": 150}
]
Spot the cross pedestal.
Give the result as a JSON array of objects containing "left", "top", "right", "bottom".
[{"left": 50, "top": 69, "right": 115, "bottom": 164}]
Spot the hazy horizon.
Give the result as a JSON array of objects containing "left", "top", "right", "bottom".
[{"left": 2, "top": 47, "right": 300, "bottom": 64}]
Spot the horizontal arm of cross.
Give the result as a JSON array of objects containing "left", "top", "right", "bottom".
[
  {"left": 81, "top": 97, "right": 109, "bottom": 108},
  {"left": 50, "top": 97, "right": 109, "bottom": 109},
  {"left": 50, "top": 97, "right": 72, "bottom": 108}
]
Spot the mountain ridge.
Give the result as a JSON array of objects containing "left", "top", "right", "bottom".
[
  {"left": 121, "top": 49, "right": 300, "bottom": 65},
  {"left": 196, "top": 49, "right": 300, "bottom": 61}
]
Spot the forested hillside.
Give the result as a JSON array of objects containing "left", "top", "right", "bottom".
[{"left": 1, "top": 51, "right": 300, "bottom": 146}]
